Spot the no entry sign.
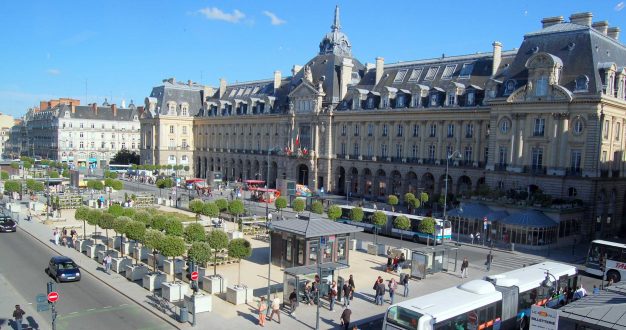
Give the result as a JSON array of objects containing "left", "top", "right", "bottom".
[
  {"left": 47, "top": 291, "right": 59, "bottom": 303},
  {"left": 190, "top": 271, "right": 199, "bottom": 281}
]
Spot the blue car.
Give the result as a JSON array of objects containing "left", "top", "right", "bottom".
[
  {"left": 46, "top": 256, "right": 81, "bottom": 283},
  {"left": 0, "top": 216, "right": 16, "bottom": 232}
]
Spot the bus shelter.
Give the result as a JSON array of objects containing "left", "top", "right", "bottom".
[
  {"left": 410, "top": 245, "right": 458, "bottom": 279},
  {"left": 283, "top": 262, "right": 349, "bottom": 307}
]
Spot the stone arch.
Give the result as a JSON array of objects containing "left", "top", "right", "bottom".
[
  {"left": 297, "top": 163, "right": 310, "bottom": 185},
  {"left": 438, "top": 174, "right": 452, "bottom": 195},
  {"left": 390, "top": 170, "right": 402, "bottom": 196},
  {"left": 457, "top": 175, "right": 472, "bottom": 197},
  {"left": 376, "top": 169, "right": 387, "bottom": 198},
  {"left": 406, "top": 171, "right": 418, "bottom": 194},
  {"left": 269, "top": 161, "right": 278, "bottom": 188},
  {"left": 421, "top": 172, "right": 435, "bottom": 194},
  {"left": 363, "top": 168, "right": 373, "bottom": 196},
  {"left": 349, "top": 167, "right": 359, "bottom": 195},
  {"left": 245, "top": 159, "right": 252, "bottom": 181},
  {"left": 195, "top": 157, "right": 202, "bottom": 178},
  {"left": 336, "top": 166, "right": 346, "bottom": 195}
]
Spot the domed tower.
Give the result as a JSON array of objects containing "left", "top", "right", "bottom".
[{"left": 319, "top": 5, "right": 352, "bottom": 57}]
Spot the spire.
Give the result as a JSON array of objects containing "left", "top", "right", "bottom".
[{"left": 331, "top": 5, "right": 341, "bottom": 31}]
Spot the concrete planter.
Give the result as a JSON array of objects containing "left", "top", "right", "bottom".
[
  {"left": 148, "top": 253, "right": 166, "bottom": 268},
  {"left": 75, "top": 239, "right": 94, "bottom": 253},
  {"left": 228, "top": 231, "right": 243, "bottom": 240},
  {"left": 111, "top": 257, "right": 133, "bottom": 273},
  {"left": 125, "top": 264, "right": 149, "bottom": 282},
  {"left": 367, "top": 243, "right": 385, "bottom": 256},
  {"left": 184, "top": 293, "right": 212, "bottom": 313},
  {"left": 132, "top": 246, "right": 149, "bottom": 261},
  {"left": 162, "top": 281, "right": 190, "bottom": 302},
  {"left": 350, "top": 239, "right": 357, "bottom": 251},
  {"left": 96, "top": 250, "right": 119, "bottom": 263},
  {"left": 87, "top": 244, "right": 106, "bottom": 259},
  {"left": 143, "top": 272, "right": 167, "bottom": 291},
  {"left": 226, "top": 285, "right": 253, "bottom": 305},
  {"left": 122, "top": 241, "right": 135, "bottom": 255},
  {"left": 201, "top": 275, "right": 227, "bottom": 294},
  {"left": 106, "top": 236, "right": 121, "bottom": 249},
  {"left": 163, "top": 258, "right": 185, "bottom": 276},
  {"left": 197, "top": 267, "right": 208, "bottom": 279}
]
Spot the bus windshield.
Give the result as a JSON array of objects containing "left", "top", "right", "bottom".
[{"left": 386, "top": 306, "right": 422, "bottom": 330}]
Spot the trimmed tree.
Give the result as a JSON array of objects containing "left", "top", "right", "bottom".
[
  {"left": 99, "top": 212, "right": 116, "bottom": 249},
  {"left": 144, "top": 229, "right": 165, "bottom": 271},
  {"left": 404, "top": 193, "right": 416, "bottom": 206},
  {"left": 419, "top": 192, "right": 430, "bottom": 208},
  {"left": 206, "top": 230, "right": 229, "bottom": 276},
  {"left": 189, "top": 199, "right": 205, "bottom": 223},
  {"left": 0, "top": 171, "right": 9, "bottom": 180},
  {"left": 86, "top": 209, "right": 102, "bottom": 240},
  {"left": 418, "top": 217, "right": 436, "bottom": 246},
  {"left": 228, "top": 238, "right": 252, "bottom": 287},
  {"left": 151, "top": 214, "right": 168, "bottom": 231},
  {"left": 187, "top": 242, "right": 212, "bottom": 269},
  {"left": 228, "top": 200, "right": 245, "bottom": 231},
  {"left": 409, "top": 198, "right": 421, "bottom": 214},
  {"left": 48, "top": 170, "right": 60, "bottom": 179},
  {"left": 164, "top": 218, "right": 184, "bottom": 236},
  {"left": 387, "top": 195, "right": 399, "bottom": 212},
  {"left": 125, "top": 221, "right": 147, "bottom": 264},
  {"left": 155, "top": 178, "right": 173, "bottom": 197},
  {"left": 350, "top": 207, "right": 364, "bottom": 223},
  {"left": 372, "top": 211, "right": 388, "bottom": 244},
  {"left": 274, "top": 196, "right": 287, "bottom": 218},
  {"left": 133, "top": 210, "right": 153, "bottom": 227},
  {"left": 184, "top": 223, "right": 206, "bottom": 243},
  {"left": 292, "top": 198, "right": 306, "bottom": 214},
  {"left": 121, "top": 207, "right": 136, "bottom": 218},
  {"left": 160, "top": 235, "right": 186, "bottom": 277},
  {"left": 393, "top": 215, "right": 411, "bottom": 241},
  {"left": 215, "top": 198, "right": 228, "bottom": 212},
  {"left": 4, "top": 180, "right": 21, "bottom": 199},
  {"left": 202, "top": 202, "right": 220, "bottom": 217},
  {"left": 74, "top": 206, "right": 91, "bottom": 239},
  {"left": 311, "top": 201, "right": 324, "bottom": 214},
  {"left": 327, "top": 205, "right": 342, "bottom": 221},
  {"left": 108, "top": 204, "right": 124, "bottom": 217},
  {"left": 113, "top": 216, "right": 131, "bottom": 257}
]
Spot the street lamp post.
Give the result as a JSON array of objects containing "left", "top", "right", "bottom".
[
  {"left": 46, "top": 174, "right": 50, "bottom": 222},
  {"left": 265, "top": 146, "right": 280, "bottom": 315},
  {"left": 444, "top": 150, "right": 462, "bottom": 245}
]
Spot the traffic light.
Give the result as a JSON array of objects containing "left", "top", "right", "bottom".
[{"left": 47, "top": 281, "right": 55, "bottom": 295}]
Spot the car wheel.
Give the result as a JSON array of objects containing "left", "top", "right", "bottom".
[{"left": 607, "top": 270, "right": 621, "bottom": 283}]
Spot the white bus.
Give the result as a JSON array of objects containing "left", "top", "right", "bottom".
[
  {"left": 585, "top": 239, "right": 626, "bottom": 283},
  {"left": 383, "top": 261, "right": 578, "bottom": 330},
  {"left": 107, "top": 164, "right": 132, "bottom": 173}
]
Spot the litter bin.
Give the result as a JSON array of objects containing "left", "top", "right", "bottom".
[
  {"left": 337, "top": 276, "right": 344, "bottom": 302},
  {"left": 510, "top": 243, "right": 515, "bottom": 252},
  {"left": 179, "top": 306, "right": 188, "bottom": 323}
]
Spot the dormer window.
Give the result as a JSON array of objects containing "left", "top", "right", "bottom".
[
  {"left": 366, "top": 97, "right": 375, "bottom": 109},
  {"left": 424, "top": 67, "right": 439, "bottom": 81},
  {"left": 393, "top": 70, "right": 408, "bottom": 83},
  {"left": 459, "top": 63, "right": 473, "bottom": 79},
  {"left": 574, "top": 75, "right": 589, "bottom": 92},
  {"left": 430, "top": 94, "right": 439, "bottom": 107},
  {"left": 396, "top": 95, "right": 405, "bottom": 108},
  {"left": 466, "top": 92, "right": 475, "bottom": 106},
  {"left": 446, "top": 94, "right": 456, "bottom": 106},
  {"left": 407, "top": 68, "right": 423, "bottom": 82},
  {"left": 181, "top": 104, "right": 188, "bottom": 116},
  {"left": 535, "top": 76, "right": 548, "bottom": 97},
  {"left": 441, "top": 65, "right": 456, "bottom": 80},
  {"left": 504, "top": 80, "right": 516, "bottom": 95}
]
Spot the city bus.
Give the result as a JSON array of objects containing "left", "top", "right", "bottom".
[
  {"left": 108, "top": 164, "right": 132, "bottom": 173},
  {"left": 585, "top": 239, "right": 626, "bottom": 283},
  {"left": 383, "top": 261, "right": 578, "bottom": 330},
  {"left": 337, "top": 205, "right": 452, "bottom": 244}
]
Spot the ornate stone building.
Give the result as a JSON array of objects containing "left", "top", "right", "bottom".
[{"left": 141, "top": 8, "right": 626, "bottom": 238}]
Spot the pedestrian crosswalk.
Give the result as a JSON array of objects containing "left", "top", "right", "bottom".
[{"left": 490, "top": 254, "right": 546, "bottom": 271}]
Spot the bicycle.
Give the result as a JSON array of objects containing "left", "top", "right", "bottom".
[{"left": 152, "top": 292, "right": 170, "bottom": 314}]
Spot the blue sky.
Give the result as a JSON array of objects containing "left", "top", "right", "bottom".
[{"left": 0, "top": 1, "right": 623, "bottom": 117}]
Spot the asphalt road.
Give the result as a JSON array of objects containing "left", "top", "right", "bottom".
[{"left": 0, "top": 229, "right": 173, "bottom": 330}]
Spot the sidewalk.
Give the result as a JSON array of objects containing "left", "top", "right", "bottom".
[{"left": 0, "top": 273, "right": 49, "bottom": 330}]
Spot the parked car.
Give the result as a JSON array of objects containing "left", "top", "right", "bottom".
[
  {"left": 46, "top": 256, "right": 81, "bottom": 283},
  {"left": 0, "top": 216, "right": 16, "bottom": 232}
]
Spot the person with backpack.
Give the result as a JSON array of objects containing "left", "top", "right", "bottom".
[
  {"left": 348, "top": 275, "right": 355, "bottom": 301},
  {"left": 375, "top": 278, "right": 386, "bottom": 305},
  {"left": 288, "top": 288, "right": 298, "bottom": 317},
  {"left": 402, "top": 273, "right": 410, "bottom": 297},
  {"left": 388, "top": 278, "right": 397, "bottom": 304}
]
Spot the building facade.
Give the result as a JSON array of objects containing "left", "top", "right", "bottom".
[
  {"left": 9, "top": 98, "right": 141, "bottom": 168},
  {"left": 141, "top": 8, "right": 626, "bottom": 239}
]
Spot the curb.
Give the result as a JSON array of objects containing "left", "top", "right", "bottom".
[{"left": 19, "top": 221, "right": 183, "bottom": 330}]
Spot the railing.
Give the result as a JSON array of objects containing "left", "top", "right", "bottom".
[
  {"left": 494, "top": 164, "right": 507, "bottom": 171},
  {"left": 524, "top": 166, "right": 547, "bottom": 175}
]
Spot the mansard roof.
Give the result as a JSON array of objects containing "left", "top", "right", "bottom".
[
  {"left": 148, "top": 80, "right": 207, "bottom": 116},
  {"left": 33, "top": 103, "right": 139, "bottom": 121}
]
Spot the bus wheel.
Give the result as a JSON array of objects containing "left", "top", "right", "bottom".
[{"left": 607, "top": 270, "right": 621, "bottom": 283}]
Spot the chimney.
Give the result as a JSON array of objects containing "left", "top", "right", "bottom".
[
  {"left": 608, "top": 27, "right": 621, "bottom": 40},
  {"left": 167, "top": 77, "right": 176, "bottom": 84},
  {"left": 570, "top": 12, "right": 593, "bottom": 27},
  {"left": 375, "top": 57, "right": 384, "bottom": 85},
  {"left": 291, "top": 65, "right": 303, "bottom": 76},
  {"left": 92, "top": 103, "right": 97, "bottom": 115},
  {"left": 592, "top": 21, "right": 609, "bottom": 35},
  {"left": 218, "top": 78, "right": 227, "bottom": 98},
  {"left": 273, "top": 70, "right": 281, "bottom": 94},
  {"left": 541, "top": 16, "right": 564, "bottom": 28},
  {"left": 491, "top": 41, "right": 502, "bottom": 77},
  {"left": 112, "top": 104, "right": 117, "bottom": 117},
  {"left": 340, "top": 58, "right": 354, "bottom": 100}
]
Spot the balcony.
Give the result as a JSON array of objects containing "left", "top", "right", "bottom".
[
  {"left": 494, "top": 164, "right": 507, "bottom": 171},
  {"left": 524, "top": 165, "right": 547, "bottom": 175},
  {"left": 565, "top": 168, "right": 582, "bottom": 177},
  {"left": 361, "top": 155, "right": 374, "bottom": 161}
]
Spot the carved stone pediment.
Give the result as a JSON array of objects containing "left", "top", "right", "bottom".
[
  {"left": 506, "top": 83, "right": 573, "bottom": 103},
  {"left": 288, "top": 81, "right": 323, "bottom": 98}
]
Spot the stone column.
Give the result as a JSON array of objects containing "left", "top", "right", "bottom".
[{"left": 474, "top": 122, "right": 481, "bottom": 164}]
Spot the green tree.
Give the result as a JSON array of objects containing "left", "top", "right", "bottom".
[
  {"left": 274, "top": 196, "right": 287, "bottom": 217},
  {"left": 206, "top": 230, "right": 229, "bottom": 276},
  {"left": 108, "top": 204, "right": 124, "bottom": 217},
  {"left": 327, "top": 204, "right": 342, "bottom": 221},
  {"left": 0, "top": 171, "right": 9, "bottom": 180},
  {"left": 393, "top": 215, "right": 411, "bottom": 241},
  {"left": 25, "top": 179, "right": 44, "bottom": 192},
  {"left": 418, "top": 217, "right": 436, "bottom": 246},
  {"left": 184, "top": 223, "right": 206, "bottom": 243},
  {"left": 311, "top": 201, "right": 324, "bottom": 214},
  {"left": 420, "top": 192, "right": 429, "bottom": 205},
  {"left": 151, "top": 214, "right": 168, "bottom": 231},
  {"left": 215, "top": 198, "right": 228, "bottom": 212},
  {"left": 86, "top": 209, "right": 102, "bottom": 239},
  {"left": 187, "top": 242, "right": 212, "bottom": 268},
  {"left": 189, "top": 199, "right": 205, "bottom": 223},
  {"left": 110, "top": 180, "right": 123, "bottom": 191},
  {"left": 99, "top": 212, "right": 115, "bottom": 242},
  {"left": 113, "top": 216, "right": 132, "bottom": 257},
  {"left": 155, "top": 178, "right": 173, "bottom": 197},
  {"left": 48, "top": 170, "right": 60, "bottom": 179},
  {"left": 409, "top": 197, "right": 421, "bottom": 212},
  {"left": 10, "top": 163, "right": 19, "bottom": 170},
  {"left": 292, "top": 198, "right": 306, "bottom": 213},
  {"left": 110, "top": 149, "right": 140, "bottom": 165},
  {"left": 404, "top": 193, "right": 415, "bottom": 205},
  {"left": 202, "top": 202, "right": 220, "bottom": 217},
  {"left": 372, "top": 211, "right": 388, "bottom": 244},
  {"left": 387, "top": 195, "right": 399, "bottom": 211},
  {"left": 160, "top": 235, "right": 186, "bottom": 266},
  {"left": 121, "top": 207, "right": 136, "bottom": 218},
  {"left": 125, "top": 220, "right": 147, "bottom": 264},
  {"left": 350, "top": 207, "right": 364, "bottom": 222},
  {"left": 4, "top": 180, "right": 22, "bottom": 195},
  {"left": 228, "top": 200, "right": 245, "bottom": 231},
  {"left": 22, "top": 161, "right": 32, "bottom": 170},
  {"left": 228, "top": 238, "right": 252, "bottom": 286},
  {"left": 87, "top": 180, "right": 104, "bottom": 191},
  {"left": 133, "top": 210, "right": 153, "bottom": 227},
  {"left": 62, "top": 169, "right": 70, "bottom": 178},
  {"left": 74, "top": 206, "right": 91, "bottom": 239},
  {"left": 164, "top": 218, "right": 184, "bottom": 236},
  {"left": 144, "top": 229, "right": 165, "bottom": 271}
]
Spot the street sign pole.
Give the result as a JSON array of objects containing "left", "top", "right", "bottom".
[{"left": 47, "top": 281, "right": 58, "bottom": 330}]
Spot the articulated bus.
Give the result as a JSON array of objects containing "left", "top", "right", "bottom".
[
  {"left": 108, "top": 164, "right": 132, "bottom": 173},
  {"left": 383, "top": 261, "right": 578, "bottom": 330},
  {"left": 585, "top": 239, "right": 626, "bottom": 283},
  {"left": 337, "top": 205, "right": 452, "bottom": 244}
]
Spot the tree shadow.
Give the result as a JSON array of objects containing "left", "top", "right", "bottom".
[{"left": 236, "top": 310, "right": 259, "bottom": 325}]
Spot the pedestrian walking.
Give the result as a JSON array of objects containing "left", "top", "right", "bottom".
[
  {"left": 373, "top": 276, "right": 381, "bottom": 304},
  {"left": 269, "top": 295, "right": 281, "bottom": 323},
  {"left": 401, "top": 273, "right": 409, "bottom": 297},
  {"left": 348, "top": 275, "right": 355, "bottom": 300},
  {"left": 486, "top": 252, "right": 493, "bottom": 271},
  {"left": 340, "top": 307, "right": 352, "bottom": 330},
  {"left": 388, "top": 278, "right": 397, "bottom": 304},
  {"left": 53, "top": 229, "right": 59, "bottom": 245},
  {"left": 376, "top": 278, "right": 386, "bottom": 306},
  {"left": 72, "top": 232, "right": 78, "bottom": 249},
  {"left": 461, "top": 257, "right": 469, "bottom": 278},
  {"left": 343, "top": 281, "right": 352, "bottom": 307},
  {"left": 258, "top": 297, "right": 267, "bottom": 327},
  {"left": 304, "top": 281, "right": 314, "bottom": 305},
  {"left": 476, "top": 232, "right": 481, "bottom": 244},
  {"left": 288, "top": 288, "right": 298, "bottom": 317},
  {"left": 386, "top": 248, "right": 393, "bottom": 272},
  {"left": 470, "top": 233, "right": 474, "bottom": 244},
  {"left": 104, "top": 254, "right": 112, "bottom": 274},
  {"left": 329, "top": 281, "right": 338, "bottom": 311},
  {"left": 13, "top": 305, "right": 25, "bottom": 330}
]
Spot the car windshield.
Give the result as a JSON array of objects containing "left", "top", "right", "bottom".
[
  {"left": 0, "top": 218, "right": 12, "bottom": 224},
  {"left": 58, "top": 261, "right": 77, "bottom": 270}
]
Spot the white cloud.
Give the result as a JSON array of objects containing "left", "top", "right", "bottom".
[
  {"left": 262, "top": 10, "right": 286, "bottom": 25},
  {"left": 198, "top": 7, "right": 245, "bottom": 23},
  {"left": 616, "top": 2, "right": 625, "bottom": 11},
  {"left": 46, "top": 69, "right": 61, "bottom": 75}
]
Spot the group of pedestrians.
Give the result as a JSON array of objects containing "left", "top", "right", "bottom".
[
  {"left": 373, "top": 274, "right": 409, "bottom": 305},
  {"left": 459, "top": 252, "right": 495, "bottom": 279},
  {"left": 52, "top": 227, "right": 78, "bottom": 248}
]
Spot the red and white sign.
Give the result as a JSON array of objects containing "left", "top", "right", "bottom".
[
  {"left": 47, "top": 291, "right": 59, "bottom": 303},
  {"left": 190, "top": 271, "right": 199, "bottom": 281}
]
